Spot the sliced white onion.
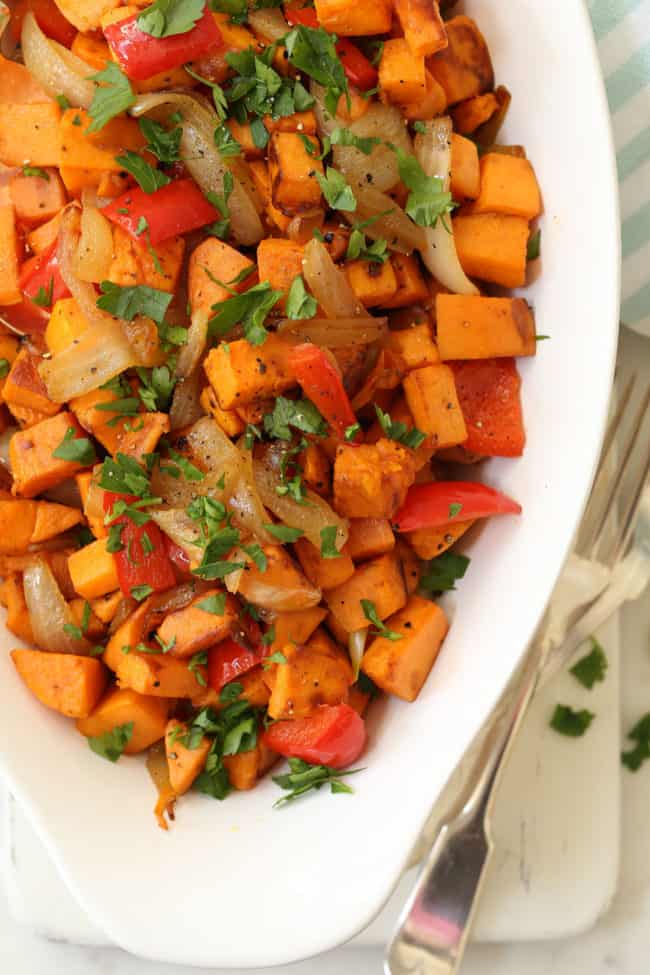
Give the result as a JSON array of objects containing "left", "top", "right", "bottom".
[
  {"left": 146, "top": 742, "right": 176, "bottom": 830},
  {"left": 150, "top": 508, "right": 204, "bottom": 564},
  {"left": 229, "top": 442, "right": 275, "bottom": 546},
  {"left": 348, "top": 185, "right": 426, "bottom": 254},
  {"left": 21, "top": 12, "right": 95, "bottom": 108},
  {"left": 40, "top": 325, "right": 138, "bottom": 401},
  {"left": 23, "top": 558, "right": 90, "bottom": 654},
  {"left": 73, "top": 204, "right": 113, "bottom": 283},
  {"left": 151, "top": 416, "right": 243, "bottom": 506},
  {"left": 169, "top": 369, "right": 204, "bottom": 430},
  {"left": 131, "top": 93, "right": 263, "bottom": 246},
  {"left": 348, "top": 628, "right": 368, "bottom": 680},
  {"left": 175, "top": 310, "right": 207, "bottom": 379},
  {"left": 229, "top": 548, "right": 322, "bottom": 611},
  {"left": 248, "top": 7, "right": 289, "bottom": 41},
  {"left": 278, "top": 316, "right": 387, "bottom": 348},
  {"left": 415, "top": 118, "right": 479, "bottom": 296},
  {"left": 303, "top": 238, "right": 365, "bottom": 318}
]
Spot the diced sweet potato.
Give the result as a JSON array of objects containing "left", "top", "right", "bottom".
[
  {"left": 105, "top": 635, "right": 208, "bottom": 698},
  {"left": 4, "top": 574, "right": 34, "bottom": 643},
  {"left": 67, "top": 537, "right": 119, "bottom": 600},
  {"left": 109, "top": 226, "right": 185, "bottom": 294},
  {"left": 0, "top": 499, "right": 83, "bottom": 553},
  {"left": 450, "top": 133, "right": 480, "bottom": 202},
  {"left": 333, "top": 439, "right": 416, "bottom": 519},
  {"left": 387, "top": 323, "right": 440, "bottom": 374},
  {"left": 343, "top": 518, "right": 395, "bottom": 562},
  {"left": 325, "top": 553, "right": 407, "bottom": 633},
  {"left": 46, "top": 298, "right": 89, "bottom": 356},
  {"left": 0, "top": 103, "right": 61, "bottom": 167},
  {"left": 165, "top": 719, "right": 211, "bottom": 795},
  {"left": 396, "top": 537, "right": 421, "bottom": 594},
  {"left": 0, "top": 332, "right": 20, "bottom": 397},
  {"left": 267, "top": 641, "right": 350, "bottom": 719},
  {"left": 394, "top": 0, "right": 448, "bottom": 57},
  {"left": 203, "top": 334, "right": 296, "bottom": 410},
  {"left": 408, "top": 520, "right": 474, "bottom": 559},
  {"left": 305, "top": 626, "right": 354, "bottom": 683},
  {"left": 299, "top": 443, "right": 330, "bottom": 495},
  {"left": 263, "top": 111, "right": 317, "bottom": 135},
  {"left": 472, "top": 85, "right": 512, "bottom": 147},
  {"left": 403, "top": 364, "right": 468, "bottom": 449},
  {"left": 90, "top": 589, "right": 122, "bottom": 624},
  {"left": 223, "top": 737, "right": 277, "bottom": 790},
  {"left": 76, "top": 686, "right": 169, "bottom": 752},
  {"left": 59, "top": 108, "right": 146, "bottom": 170},
  {"left": 12, "top": 648, "right": 108, "bottom": 718},
  {"left": 70, "top": 31, "right": 111, "bottom": 70},
  {"left": 428, "top": 15, "right": 494, "bottom": 106},
  {"left": 248, "top": 159, "right": 291, "bottom": 232},
  {"left": 200, "top": 385, "right": 245, "bottom": 438},
  {"left": 156, "top": 591, "right": 238, "bottom": 658},
  {"left": 454, "top": 212, "right": 529, "bottom": 289},
  {"left": 294, "top": 537, "right": 355, "bottom": 591},
  {"left": 467, "top": 153, "right": 542, "bottom": 220},
  {"left": 3, "top": 348, "right": 60, "bottom": 417},
  {"left": 314, "top": 0, "right": 392, "bottom": 35},
  {"left": 348, "top": 684, "right": 371, "bottom": 715},
  {"left": 0, "top": 205, "right": 20, "bottom": 305},
  {"left": 269, "top": 132, "right": 323, "bottom": 215},
  {"left": 451, "top": 357, "right": 526, "bottom": 456},
  {"left": 451, "top": 91, "right": 499, "bottom": 134},
  {"left": 9, "top": 167, "right": 66, "bottom": 227},
  {"left": 401, "top": 69, "right": 447, "bottom": 121},
  {"left": 346, "top": 259, "right": 398, "bottom": 307},
  {"left": 10, "top": 412, "right": 89, "bottom": 497},
  {"left": 257, "top": 238, "right": 305, "bottom": 308},
  {"left": 268, "top": 606, "right": 327, "bottom": 653},
  {"left": 379, "top": 38, "right": 427, "bottom": 105},
  {"left": 115, "top": 411, "right": 170, "bottom": 459},
  {"left": 76, "top": 471, "right": 106, "bottom": 539},
  {"left": 69, "top": 596, "right": 105, "bottom": 640},
  {"left": 361, "top": 594, "right": 449, "bottom": 701},
  {"left": 0, "top": 55, "right": 51, "bottom": 105},
  {"left": 436, "top": 294, "right": 536, "bottom": 359},
  {"left": 226, "top": 118, "right": 266, "bottom": 160},
  {"left": 237, "top": 545, "right": 322, "bottom": 611},
  {"left": 55, "top": 0, "right": 120, "bottom": 32},
  {"left": 383, "top": 255, "right": 429, "bottom": 309},
  {"left": 26, "top": 210, "right": 63, "bottom": 254},
  {"left": 188, "top": 236, "right": 255, "bottom": 320}
]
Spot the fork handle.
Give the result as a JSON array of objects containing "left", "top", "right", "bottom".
[{"left": 385, "top": 655, "right": 540, "bottom": 975}]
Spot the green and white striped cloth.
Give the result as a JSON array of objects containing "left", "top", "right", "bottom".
[{"left": 590, "top": 0, "right": 650, "bottom": 335}]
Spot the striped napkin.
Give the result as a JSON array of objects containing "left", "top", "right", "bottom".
[{"left": 590, "top": 0, "right": 650, "bottom": 336}]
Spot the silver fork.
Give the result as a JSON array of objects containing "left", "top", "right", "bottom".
[{"left": 385, "top": 376, "right": 650, "bottom": 975}]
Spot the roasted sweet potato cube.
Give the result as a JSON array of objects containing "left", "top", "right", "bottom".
[
  {"left": 257, "top": 238, "right": 305, "bottom": 308},
  {"left": 76, "top": 687, "right": 170, "bottom": 753},
  {"left": 203, "top": 334, "right": 296, "bottom": 410},
  {"left": 67, "top": 537, "right": 120, "bottom": 600},
  {"left": 165, "top": 719, "right": 211, "bottom": 795},
  {"left": 59, "top": 108, "right": 146, "bottom": 171},
  {"left": 379, "top": 38, "right": 427, "bottom": 105},
  {"left": 299, "top": 443, "right": 330, "bottom": 495},
  {"left": 314, "top": 0, "right": 392, "bottom": 35},
  {"left": 267, "top": 642, "right": 350, "bottom": 719},
  {"left": 0, "top": 205, "right": 20, "bottom": 305},
  {"left": 269, "top": 132, "right": 323, "bottom": 215},
  {"left": 3, "top": 348, "right": 60, "bottom": 416},
  {"left": 237, "top": 545, "right": 321, "bottom": 611},
  {"left": 428, "top": 15, "right": 494, "bottom": 106},
  {"left": 383, "top": 255, "right": 429, "bottom": 309},
  {"left": 114, "top": 411, "right": 170, "bottom": 459},
  {"left": 71, "top": 31, "right": 111, "bottom": 70},
  {"left": 0, "top": 499, "right": 82, "bottom": 553},
  {"left": 200, "top": 385, "right": 245, "bottom": 438},
  {"left": 10, "top": 412, "right": 89, "bottom": 497},
  {"left": 0, "top": 103, "right": 61, "bottom": 167},
  {"left": 450, "top": 133, "right": 480, "bottom": 202},
  {"left": 294, "top": 537, "right": 355, "bottom": 591},
  {"left": 361, "top": 595, "right": 449, "bottom": 701},
  {"left": 223, "top": 737, "right": 277, "bottom": 790},
  {"left": 407, "top": 520, "right": 474, "bottom": 560},
  {"left": 333, "top": 439, "right": 416, "bottom": 519},
  {"left": 403, "top": 364, "right": 467, "bottom": 450},
  {"left": 26, "top": 211, "right": 63, "bottom": 254},
  {"left": 436, "top": 295, "right": 536, "bottom": 359},
  {"left": 451, "top": 92, "right": 499, "bottom": 134},
  {"left": 325, "top": 553, "right": 407, "bottom": 633},
  {"left": 268, "top": 607, "right": 327, "bottom": 653},
  {"left": 156, "top": 591, "right": 238, "bottom": 658},
  {"left": 396, "top": 538, "right": 421, "bottom": 595},
  {"left": 263, "top": 111, "right": 317, "bottom": 135},
  {"left": 9, "top": 168, "right": 66, "bottom": 225},
  {"left": 109, "top": 226, "right": 185, "bottom": 293},
  {"left": 343, "top": 518, "right": 395, "bottom": 562},
  {"left": 346, "top": 259, "right": 398, "bottom": 307},
  {"left": 394, "top": 0, "right": 448, "bottom": 57},
  {"left": 12, "top": 648, "right": 108, "bottom": 718},
  {"left": 467, "top": 153, "right": 542, "bottom": 220},
  {"left": 387, "top": 323, "right": 440, "bottom": 373},
  {"left": 90, "top": 589, "right": 123, "bottom": 624},
  {"left": 453, "top": 213, "right": 529, "bottom": 288}
]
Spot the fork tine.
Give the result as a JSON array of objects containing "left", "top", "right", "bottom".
[
  {"left": 589, "top": 382, "right": 650, "bottom": 561},
  {"left": 611, "top": 449, "right": 650, "bottom": 565}
]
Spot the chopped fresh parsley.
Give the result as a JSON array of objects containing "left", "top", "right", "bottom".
[
  {"left": 0, "top": 359, "right": 10, "bottom": 380},
  {"left": 263, "top": 650, "right": 287, "bottom": 669},
  {"left": 374, "top": 404, "right": 426, "bottom": 449},
  {"left": 329, "top": 126, "right": 381, "bottom": 156},
  {"left": 96, "top": 281, "right": 172, "bottom": 324},
  {"left": 88, "top": 722, "right": 134, "bottom": 762},
  {"left": 88, "top": 63, "right": 136, "bottom": 133},
  {"left": 250, "top": 117, "right": 269, "bottom": 149},
  {"left": 420, "top": 551, "right": 470, "bottom": 593},
  {"left": 316, "top": 166, "right": 357, "bottom": 212},
  {"left": 243, "top": 423, "right": 262, "bottom": 450},
  {"left": 137, "top": 0, "right": 205, "bottom": 38},
  {"left": 448, "top": 502, "right": 463, "bottom": 518},
  {"left": 183, "top": 696, "right": 259, "bottom": 799},
  {"left": 138, "top": 117, "right": 182, "bottom": 163},
  {"left": 320, "top": 526, "right": 340, "bottom": 559},
  {"left": 224, "top": 46, "right": 314, "bottom": 124},
  {"left": 345, "top": 229, "right": 388, "bottom": 264},
  {"left": 242, "top": 542, "right": 268, "bottom": 572},
  {"left": 272, "top": 757, "right": 362, "bottom": 806},
  {"left": 393, "top": 147, "right": 456, "bottom": 229},
  {"left": 622, "top": 713, "right": 650, "bottom": 771},
  {"left": 131, "top": 584, "right": 154, "bottom": 602},
  {"left": 32, "top": 279, "right": 54, "bottom": 308},
  {"left": 285, "top": 275, "right": 318, "bottom": 320},
  {"left": 264, "top": 523, "right": 304, "bottom": 543},
  {"left": 106, "top": 523, "right": 125, "bottom": 554},
  {"left": 208, "top": 281, "right": 282, "bottom": 345},
  {"left": 285, "top": 25, "right": 348, "bottom": 117},
  {"left": 527, "top": 228, "right": 541, "bottom": 261},
  {"left": 569, "top": 637, "right": 608, "bottom": 690},
  {"left": 114, "top": 150, "right": 170, "bottom": 193},
  {"left": 52, "top": 426, "right": 96, "bottom": 465},
  {"left": 220, "top": 681, "right": 243, "bottom": 703},
  {"left": 196, "top": 593, "right": 227, "bottom": 616},
  {"left": 188, "top": 650, "right": 209, "bottom": 686},
  {"left": 344, "top": 422, "right": 361, "bottom": 441},
  {"left": 550, "top": 705, "right": 595, "bottom": 737},
  {"left": 192, "top": 526, "right": 243, "bottom": 581},
  {"left": 99, "top": 452, "right": 152, "bottom": 498},
  {"left": 160, "top": 447, "right": 205, "bottom": 482},
  {"left": 55, "top": 93, "right": 71, "bottom": 110},
  {"left": 63, "top": 600, "right": 91, "bottom": 641},
  {"left": 361, "top": 599, "right": 402, "bottom": 641},
  {"left": 264, "top": 396, "right": 328, "bottom": 441},
  {"left": 22, "top": 165, "right": 49, "bottom": 181},
  {"left": 206, "top": 171, "right": 234, "bottom": 239},
  {"left": 184, "top": 67, "right": 229, "bottom": 119},
  {"left": 214, "top": 122, "right": 242, "bottom": 157}
]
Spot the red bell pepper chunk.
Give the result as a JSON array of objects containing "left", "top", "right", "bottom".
[
  {"left": 262, "top": 703, "right": 366, "bottom": 769},
  {"left": 0, "top": 297, "right": 48, "bottom": 338},
  {"left": 284, "top": 6, "right": 377, "bottom": 90},
  {"left": 19, "top": 239, "right": 70, "bottom": 312},
  {"left": 288, "top": 343, "right": 359, "bottom": 440},
  {"left": 208, "top": 640, "right": 261, "bottom": 692},
  {"left": 102, "top": 179, "right": 219, "bottom": 245},
  {"left": 163, "top": 536, "right": 192, "bottom": 579},
  {"left": 392, "top": 481, "right": 522, "bottom": 533},
  {"left": 450, "top": 359, "right": 526, "bottom": 458},
  {"left": 103, "top": 492, "right": 176, "bottom": 597},
  {"left": 103, "top": 5, "right": 223, "bottom": 81},
  {"left": 10, "top": 0, "right": 77, "bottom": 48}
]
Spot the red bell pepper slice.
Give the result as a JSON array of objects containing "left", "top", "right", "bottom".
[
  {"left": 10, "top": 0, "right": 77, "bottom": 48},
  {"left": 450, "top": 359, "right": 526, "bottom": 458},
  {"left": 208, "top": 640, "right": 261, "bottom": 692},
  {"left": 19, "top": 239, "right": 70, "bottom": 312},
  {"left": 0, "top": 297, "right": 48, "bottom": 338},
  {"left": 288, "top": 343, "right": 359, "bottom": 440},
  {"left": 103, "top": 5, "right": 223, "bottom": 81},
  {"left": 284, "top": 5, "right": 378, "bottom": 90},
  {"left": 392, "top": 481, "right": 522, "bottom": 533},
  {"left": 102, "top": 179, "right": 219, "bottom": 245},
  {"left": 103, "top": 492, "right": 176, "bottom": 597},
  {"left": 262, "top": 703, "right": 366, "bottom": 769},
  {"left": 163, "top": 536, "right": 192, "bottom": 579}
]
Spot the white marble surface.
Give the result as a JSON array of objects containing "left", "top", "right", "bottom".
[{"left": 1, "top": 329, "right": 649, "bottom": 973}]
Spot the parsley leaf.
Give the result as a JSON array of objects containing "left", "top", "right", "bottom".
[
  {"left": 449, "top": 502, "right": 463, "bottom": 518},
  {"left": 137, "top": 0, "right": 205, "bottom": 38},
  {"left": 550, "top": 705, "right": 595, "bottom": 737},
  {"left": 316, "top": 167, "right": 357, "bottom": 212},
  {"left": 192, "top": 525, "right": 243, "bottom": 581},
  {"left": 160, "top": 447, "right": 205, "bottom": 482},
  {"left": 393, "top": 147, "right": 456, "bottom": 229},
  {"left": 106, "top": 522, "right": 125, "bottom": 553},
  {"left": 196, "top": 593, "right": 227, "bottom": 616},
  {"left": 208, "top": 281, "right": 283, "bottom": 345},
  {"left": 319, "top": 526, "right": 340, "bottom": 559},
  {"left": 285, "top": 275, "right": 317, "bottom": 320},
  {"left": 138, "top": 117, "right": 182, "bottom": 163},
  {"left": 188, "top": 650, "right": 208, "bottom": 686},
  {"left": 114, "top": 150, "right": 170, "bottom": 193},
  {"left": 285, "top": 25, "right": 348, "bottom": 117},
  {"left": 374, "top": 404, "right": 426, "bottom": 449},
  {"left": 22, "top": 165, "right": 50, "bottom": 181},
  {"left": 99, "top": 452, "right": 152, "bottom": 498},
  {"left": 88, "top": 63, "right": 136, "bottom": 133},
  {"left": 569, "top": 637, "right": 608, "bottom": 690},
  {"left": 88, "top": 722, "right": 134, "bottom": 762},
  {"left": 345, "top": 229, "right": 388, "bottom": 263},
  {"left": 206, "top": 171, "right": 234, "bottom": 238},
  {"left": 420, "top": 551, "right": 470, "bottom": 593},
  {"left": 131, "top": 584, "right": 153, "bottom": 602},
  {"left": 263, "top": 650, "right": 287, "bottom": 668},
  {"left": 214, "top": 122, "right": 242, "bottom": 157},
  {"left": 264, "top": 523, "right": 304, "bottom": 543},
  {"left": 220, "top": 681, "right": 243, "bottom": 703},
  {"left": 263, "top": 396, "right": 328, "bottom": 440},
  {"left": 527, "top": 228, "right": 541, "bottom": 261},
  {"left": 622, "top": 713, "right": 650, "bottom": 771},
  {"left": 361, "top": 599, "right": 402, "bottom": 641},
  {"left": 0, "top": 359, "right": 10, "bottom": 380},
  {"left": 344, "top": 422, "right": 361, "bottom": 441},
  {"left": 330, "top": 127, "right": 381, "bottom": 156},
  {"left": 52, "top": 426, "right": 96, "bottom": 465},
  {"left": 272, "top": 757, "right": 362, "bottom": 806},
  {"left": 56, "top": 93, "right": 71, "bottom": 110},
  {"left": 32, "top": 279, "right": 54, "bottom": 308},
  {"left": 97, "top": 281, "right": 172, "bottom": 324}
]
